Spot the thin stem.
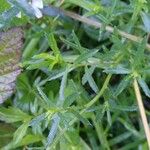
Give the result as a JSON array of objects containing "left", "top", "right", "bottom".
[
  {"left": 61, "top": 8, "right": 150, "bottom": 50},
  {"left": 47, "top": 74, "right": 112, "bottom": 149},
  {"left": 43, "top": 5, "right": 150, "bottom": 49},
  {"left": 133, "top": 79, "right": 150, "bottom": 149},
  {"left": 92, "top": 115, "right": 110, "bottom": 150},
  {"left": 46, "top": 5, "right": 150, "bottom": 50}
]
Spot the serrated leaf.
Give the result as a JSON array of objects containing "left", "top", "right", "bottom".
[
  {"left": 46, "top": 114, "right": 60, "bottom": 147},
  {"left": 74, "top": 49, "right": 98, "bottom": 65},
  {"left": 83, "top": 66, "right": 98, "bottom": 93},
  {"left": 69, "top": 109, "right": 92, "bottom": 126},
  {"left": 109, "top": 132, "right": 132, "bottom": 146},
  {"left": 114, "top": 76, "right": 131, "bottom": 96},
  {"left": 13, "top": 121, "right": 29, "bottom": 144},
  {"left": 138, "top": 78, "right": 150, "bottom": 98},
  {"left": 36, "top": 85, "right": 55, "bottom": 107},
  {"left": 44, "top": 67, "right": 74, "bottom": 82},
  {"left": 141, "top": 12, "right": 150, "bottom": 33},
  {"left": 119, "top": 118, "right": 140, "bottom": 137},
  {"left": 18, "top": 134, "right": 43, "bottom": 146},
  {"left": 3, "top": 134, "right": 43, "bottom": 149},
  {"left": 104, "top": 65, "right": 131, "bottom": 74},
  {"left": 82, "top": 66, "right": 95, "bottom": 84},
  {"left": 46, "top": 68, "right": 68, "bottom": 147},
  {"left": 60, "top": 37, "right": 88, "bottom": 52},
  {"left": 66, "top": 0, "right": 102, "bottom": 12},
  {"left": 0, "top": 107, "right": 31, "bottom": 123},
  {"left": 64, "top": 92, "right": 78, "bottom": 107},
  {"left": 0, "top": 27, "right": 23, "bottom": 103},
  {"left": 72, "top": 31, "right": 85, "bottom": 53},
  {"left": 46, "top": 33, "right": 60, "bottom": 56},
  {"left": 29, "top": 113, "right": 46, "bottom": 126},
  {"left": 8, "top": 0, "right": 35, "bottom": 17},
  {"left": 57, "top": 68, "right": 68, "bottom": 106}
]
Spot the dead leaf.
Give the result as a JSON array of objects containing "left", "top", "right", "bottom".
[{"left": 0, "top": 27, "right": 23, "bottom": 103}]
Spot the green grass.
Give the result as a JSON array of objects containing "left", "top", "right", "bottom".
[{"left": 0, "top": 0, "right": 150, "bottom": 149}]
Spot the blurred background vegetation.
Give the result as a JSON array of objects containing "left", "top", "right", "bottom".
[{"left": 0, "top": 0, "right": 150, "bottom": 149}]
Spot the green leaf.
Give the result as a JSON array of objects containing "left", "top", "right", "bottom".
[
  {"left": 114, "top": 76, "right": 131, "bottom": 96},
  {"left": 36, "top": 85, "right": 55, "bottom": 107},
  {"left": 69, "top": 109, "right": 92, "bottom": 126},
  {"left": 0, "top": 123, "right": 15, "bottom": 147},
  {"left": 8, "top": 0, "right": 35, "bottom": 17},
  {"left": 60, "top": 37, "right": 88, "bottom": 52},
  {"left": 46, "top": 81, "right": 69, "bottom": 148},
  {"left": 141, "top": 12, "right": 150, "bottom": 33},
  {"left": 0, "top": 107, "right": 31, "bottom": 123},
  {"left": 119, "top": 118, "right": 140, "bottom": 137},
  {"left": 82, "top": 66, "right": 95, "bottom": 84},
  {"left": 82, "top": 66, "right": 99, "bottom": 93},
  {"left": 72, "top": 31, "right": 85, "bottom": 53},
  {"left": 106, "top": 109, "right": 112, "bottom": 126},
  {"left": 104, "top": 65, "right": 131, "bottom": 74},
  {"left": 57, "top": 68, "right": 68, "bottom": 106},
  {"left": 74, "top": 49, "right": 98, "bottom": 65},
  {"left": 0, "top": 27, "right": 23, "bottom": 103},
  {"left": 66, "top": 0, "right": 102, "bottom": 12},
  {"left": 0, "top": 0, "right": 10, "bottom": 13},
  {"left": 3, "top": 134, "right": 43, "bottom": 149},
  {"left": 46, "top": 67, "right": 74, "bottom": 82},
  {"left": 138, "top": 78, "right": 150, "bottom": 98},
  {"left": 18, "top": 134, "right": 43, "bottom": 146},
  {"left": 64, "top": 93, "right": 78, "bottom": 107},
  {"left": 30, "top": 113, "right": 46, "bottom": 126},
  {"left": 0, "top": 7, "right": 19, "bottom": 28},
  {"left": 46, "top": 114, "right": 60, "bottom": 147},
  {"left": 109, "top": 132, "right": 132, "bottom": 146},
  {"left": 13, "top": 121, "right": 29, "bottom": 144},
  {"left": 46, "top": 32, "right": 60, "bottom": 56}
]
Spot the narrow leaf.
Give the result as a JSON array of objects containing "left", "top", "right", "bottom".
[
  {"left": 74, "top": 49, "right": 98, "bottom": 65},
  {"left": 72, "top": 31, "right": 85, "bottom": 53},
  {"left": 83, "top": 66, "right": 99, "bottom": 93},
  {"left": 0, "top": 107, "right": 31, "bottom": 123},
  {"left": 141, "top": 12, "right": 150, "bottom": 33},
  {"left": 104, "top": 65, "right": 131, "bottom": 74},
  {"left": 46, "top": 114, "right": 60, "bottom": 147},
  {"left": 30, "top": 113, "right": 46, "bottom": 126},
  {"left": 13, "top": 121, "right": 29, "bottom": 144},
  {"left": 114, "top": 76, "right": 131, "bottom": 96},
  {"left": 18, "top": 134, "right": 43, "bottom": 146},
  {"left": 70, "top": 109, "right": 92, "bottom": 126},
  {"left": 46, "top": 33, "right": 60, "bottom": 56},
  {"left": 82, "top": 66, "right": 95, "bottom": 84},
  {"left": 8, "top": 0, "right": 35, "bottom": 17},
  {"left": 138, "top": 78, "right": 150, "bottom": 98},
  {"left": 57, "top": 68, "right": 68, "bottom": 106}
]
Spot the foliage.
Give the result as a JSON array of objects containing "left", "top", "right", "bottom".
[{"left": 0, "top": 0, "right": 150, "bottom": 149}]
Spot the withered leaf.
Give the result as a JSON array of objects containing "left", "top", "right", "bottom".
[{"left": 0, "top": 27, "right": 23, "bottom": 103}]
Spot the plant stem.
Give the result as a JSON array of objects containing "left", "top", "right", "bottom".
[
  {"left": 92, "top": 115, "right": 110, "bottom": 150},
  {"left": 133, "top": 79, "right": 150, "bottom": 149},
  {"left": 48, "top": 74, "right": 112, "bottom": 149},
  {"left": 63, "top": 10, "right": 150, "bottom": 50},
  {"left": 43, "top": 5, "right": 150, "bottom": 50}
]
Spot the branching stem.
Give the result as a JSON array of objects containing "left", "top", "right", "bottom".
[{"left": 59, "top": 6, "right": 150, "bottom": 50}]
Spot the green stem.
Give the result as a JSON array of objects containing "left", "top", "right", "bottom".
[
  {"left": 92, "top": 115, "right": 111, "bottom": 150},
  {"left": 47, "top": 74, "right": 112, "bottom": 149}
]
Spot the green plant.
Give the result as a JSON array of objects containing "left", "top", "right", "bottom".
[{"left": 0, "top": 0, "right": 150, "bottom": 150}]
